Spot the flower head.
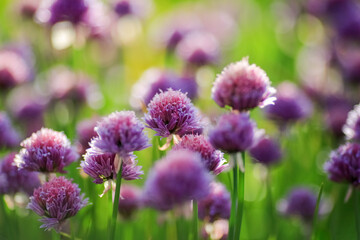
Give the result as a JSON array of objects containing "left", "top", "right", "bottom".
[
  {"left": 90, "top": 111, "right": 150, "bottom": 156},
  {"left": 209, "top": 112, "right": 256, "bottom": 153},
  {"left": 0, "top": 112, "right": 20, "bottom": 149},
  {"left": 76, "top": 117, "right": 99, "bottom": 154},
  {"left": 143, "top": 149, "right": 212, "bottom": 211},
  {"left": 144, "top": 89, "right": 203, "bottom": 138},
  {"left": 343, "top": 103, "right": 360, "bottom": 141},
  {"left": 198, "top": 182, "right": 231, "bottom": 222},
  {"left": 27, "top": 176, "right": 88, "bottom": 231},
  {"left": 212, "top": 57, "right": 276, "bottom": 111},
  {"left": 113, "top": 0, "right": 151, "bottom": 18},
  {"left": 249, "top": 136, "right": 282, "bottom": 166},
  {"left": 324, "top": 143, "right": 360, "bottom": 186},
  {"left": 172, "top": 134, "right": 227, "bottom": 174},
  {"left": 0, "top": 153, "right": 41, "bottom": 196},
  {"left": 118, "top": 184, "right": 142, "bottom": 219},
  {"left": 15, "top": 128, "right": 78, "bottom": 173}
]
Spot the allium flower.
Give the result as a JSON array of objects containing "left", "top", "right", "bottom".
[
  {"left": 249, "top": 136, "right": 282, "bottom": 166},
  {"left": 0, "top": 112, "right": 20, "bottom": 149},
  {"left": 324, "top": 143, "right": 360, "bottom": 186},
  {"left": 343, "top": 103, "right": 360, "bottom": 141},
  {"left": 0, "top": 153, "right": 40, "bottom": 196},
  {"left": 172, "top": 134, "right": 227, "bottom": 174},
  {"left": 81, "top": 149, "right": 143, "bottom": 184},
  {"left": 113, "top": 0, "right": 151, "bottom": 18},
  {"left": 15, "top": 128, "right": 78, "bottom": 173},
  {"left": 90, "top": 111, "right": 150, "bottom": 156},
  {"left": 144, "top": 89, "right": 203, "bottom": 138},
  {"left": 143, "top": 150, "right": 212, "bottom": 211},
  {"left": 198, "top": 182, "right": 231, "bottom": 222},
  {"left": 27, "top": 176, "right": 88, "bottom": 231},
  {"left": 118, "top": 184, "right": 142, "bottom": 219},
  {"left": 209, "top": 112, "right": 256, "bottom": 153},
  {"left": 264, "top": 82, "right": 313, "bottom": 125},
  {"left": 76, "top": 117, "right": 99, "bottom": 154},
  {"left": 212, "top": 57, "right": 276, "bottom": 111}
]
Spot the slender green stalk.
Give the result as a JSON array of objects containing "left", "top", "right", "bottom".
[
  {"left": 193, "top": 200, "right": 198, "bottom": 240},
  {"left": 228, "top": 154, "right": 238, "bottom": 240},
  {"left": 234, "top": 152, "right": 245, "bottom": 240},
  {"left": 266, "top": 172, "right": 276, "bottom": 238},
  {"left": 311, "top": 182, "right": 324, "bottom": 240},
  {"left": 355, "top": 190, "right": 360, "bottom": 240},
  {"left": 109, "top": 162, "right": 123, "bottom": 240}
]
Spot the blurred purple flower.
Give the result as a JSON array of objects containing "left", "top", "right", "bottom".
[
  {"left": 209, "top": 112, "right": 256, "bottom": 153},
  {"left": 144, "top": 89, "right": 203, "bottom": 138},
  {"left": 76, "top": 117, "right": 99, "bottom": 155},
  {"left": 249, "top": 136, "right": 282, "bottom": 166},
  {"left": 198, "top": 182, "right": 231, "bottom": 222},
  {"left": 118, "top": 184, "right": 142, "bottom": 219},
  {"left": 212, "top": 57, "right": 276, "bottom": 111},
  {"left": 0, "top": 112, "right": 20, "bottom": 149},
  {"left": 27, "top": 176, "right": 88, "bottom": 231},
  {"left": 343, "top": 103, "right": 360, "bottom": 141},
  {"left": 113, "top": 0, "right": 151, "bottom": 18},
  {"left": 143, "top": 149, "right": 212, "bottom": 211},
  {"left": 172, "top": 134, "right": 227, "bottom": 174},
  {"left": 0, "top": 152, "right": 40, "bottom": 196},
  {"left": 15, "top": 128, "right": 78, "bottom": 173}
]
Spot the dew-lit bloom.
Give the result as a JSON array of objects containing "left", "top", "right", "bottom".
[
  {"left": 0, "top": 112, "right": 20, "bottom": 149},
  {"left": 343, "top": 103, "right": 360, "bottom": 141},
  {"left": 173, "top": 134, "right": 227, "bottom": 174},
  {"left": 176, "top": 31, "right": 219, "bottom": 66},
  {"left": 212, "top": 57, "right": 276, "bottom": 111},
  {"left": 209, "top": 112, "right": 255, "bottom": 153},
  {"left": 27, "top": 176, "right": 88, "bottom": 231},
  {"left": 81, "top": 149, "right": 143, "bottom": 184},
  {"left": 144, "top": 89, "right": 203, "bottom": 138},
  {"left": 0, "top": 153, "right": 41, "bottom": 196},
  {"left": 324, "top": 143, "right": 360, "bottom": 186},
  {"left": 15, "top": 128, "right": 78, "bottom": 173},
  {"left": 198, "top": 182, "right": 230, "bottom": 222},
  {"left": 143, "top": 150, "right": 211, "bottom": 211},
  {"left": 249, "top": 136, "right": 282, "bottom": 166},
  {"left": 264, "top": 82, "right": 313, "bottom": 124},
  {"left": 90, "top": 111, "right": 149, "bottom": 157},
  {"left": 118, "top": 184, "right": 142, "bottom": 219},
  {"left": 76, "top": 117, "right": 99, "bottom": 154}
]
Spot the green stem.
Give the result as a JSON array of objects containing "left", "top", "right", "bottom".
[
  {"left": 193, "top": 200, "right": 198, "bottom": 240},
  {"left": 228, "top": 154, "right": 238, "bottom": 240},
  {"left": 109, "top": 161, "right": 123, "bottom": 240},
  {"left": 311, "top": 182, "right": 324, "bottom": 240},
  {"left": 355, "top": 189, "right": 360, "bottom": 240},
  {"left": 266, "top": 171, "right": 276, "bottom": 238},
  {"left": 234, "top": 152, "right": 245, "bottom": 240}
]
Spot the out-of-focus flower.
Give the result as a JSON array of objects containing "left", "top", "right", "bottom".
[
  {"left": 118, "top": 184, "right": 142, "bottom": 219},
  {"left": 113, "top": 0, "right": 152, "bottom": 19},
  {"left": 27, "top": 176, "right": 88, "bottom": 231},
  {"left": 0, "top": 112, "right": 20, "bottom": 149},
  {"left": 172, "top": 134, "right": 227, "bottom": 174},
  {"left": 209, "top": 112, "right": 256, "bottom": 153},
  {"left": 90, "top": 111, "right": 150, "bottom": 157},
  {"left": 76, "top": 117, "right": 99, "bottom": 155},
  {"left": 130, "top": 68, "right": 198, "bottom": 109},
  {"left": 324, "top": 143, "right": 360, "bottom": 186},
  {"left": 15, "top": 128, "right": 78, "bottom": 173},
  {"left": 143, "top": 150, "right": 211, "bottom": 211},
  {"left": 144, "top": 89, "right": 203, "bottom": 138},
  {"left": 343, "top": 103, "right": 360, "bottom": 141},
  {"left": 249, "top": 136, "right": 282, "bottom": 166},
  {"left": 18, "top": 0, "right": 41, "bottom": 19},
  {"left": 203, "top": 219, "right": 229, "bottom": 240},
  {"left": 198, "top": 182, "right": 230, "bottom": 222},
  {"left": 212, "top": 57, "right": 276, "bottom": 111},
  {"left": 0, "top": 152, "right": 40, "bottom": 196}
]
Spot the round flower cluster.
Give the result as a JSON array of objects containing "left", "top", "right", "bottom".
[
  {"left": 117, "top": 184, "right": 142, "bottom": 219},
  {"left": 0, "top": 112, "right": 20, "bottom": 149},
  {"left": 249, "top": 136, "right": 282, "bottom": 166}
]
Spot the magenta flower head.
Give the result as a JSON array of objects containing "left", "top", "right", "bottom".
[
  {"left": 172, "top": 134, "right": 227, "bottom": 175},
  {"left": 264, "top": 82, "right": 313, "bottom": 125},
  {"left": 76, "top": 117, "right": 99, "bottom": 154},
  {"left": 209, "top": 112, "right": 256, "bottom": 153},
  {"left": 90, "top": 111, "right": 150, "bottom": 157},
  {"left": 0, "top": 153, "right": 41, "bottom": 196},
  {"left": 212, "top": 57, "right": 276, "bottom": 111},
  {"left": 249, "top": 136, "right": 282, "bottom": 166},
  {"left": 27, "top": 176, "right": 88, "bottom": 231},
  {"left": 198, "top": 182, "right": 231, "bottom": 222},
  {"left": 15, "top": 128, "right": 78, "bottom": 173},
  {"left": 0, "top": 112, "right": 20, "bottom": 149},
  {"left": 324, "top": 143, "right": 360, "bottom": 186},
  {"left": 143, "top": 149, "right": 212, "bottom": 211},
  {"left": 144, "top": 89, "right": 203, "bottom": 138},
  {"left": 118, "top": 184, "right": 142, "bottom": 219},
  {"left": 343, "top": 103, "right": 360, "bottom": 141}
]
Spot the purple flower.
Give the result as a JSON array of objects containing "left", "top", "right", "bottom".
[
  {"left": 343, "top": 103, "right": 360, "bottom": 141},
  {"left": 324, "top": 143, "right": 360, "bottom": 186},
  {"left": 118, "top": 184, "right": 142, "bottom": 219},
  {"left": 143, "top": 149, "right": 212, "bottom": 211},
  {"left": 0, "top": 112, "right": 20, "bottom": 149},
  {"left": 209, "top": 112, "right": 256, "bottom": 153},
  {"left": 264, "top": 82, "right": 313, "bottom": 124},
  {"left": 15, "top": 128, "right": 78, "bottom": 173},
  {"left": 81, "top": 149, "right": 143, "bottom": 184},
  {"left": 0, "top": 153, "right": 41, "bottom": 196},
  {"left": 27, "top": 176, "right": 88, "bottom": 231},
  {"left": 172, "top": 134, "right": 227, "bottom": 174},
  {"left": 249, "top": 136, "right": 282, "bottom": 166},
  {"left": 113, "top": 0, "right": 151, "bottom": 19},
  {"left": 212, "top": 57, "right": 276, "bottom": 111},
  {"left": 90, "top": 111, "right": 150, "bottom": 157},
  {"left": 76, "top": 117, "right": 99, "bottom": 154},
  {"left": 198, "top": 182, "right": 231, "bottom": 222},
  {"left": 144, "top": 89, "right": 203, "bottom": 138}
]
